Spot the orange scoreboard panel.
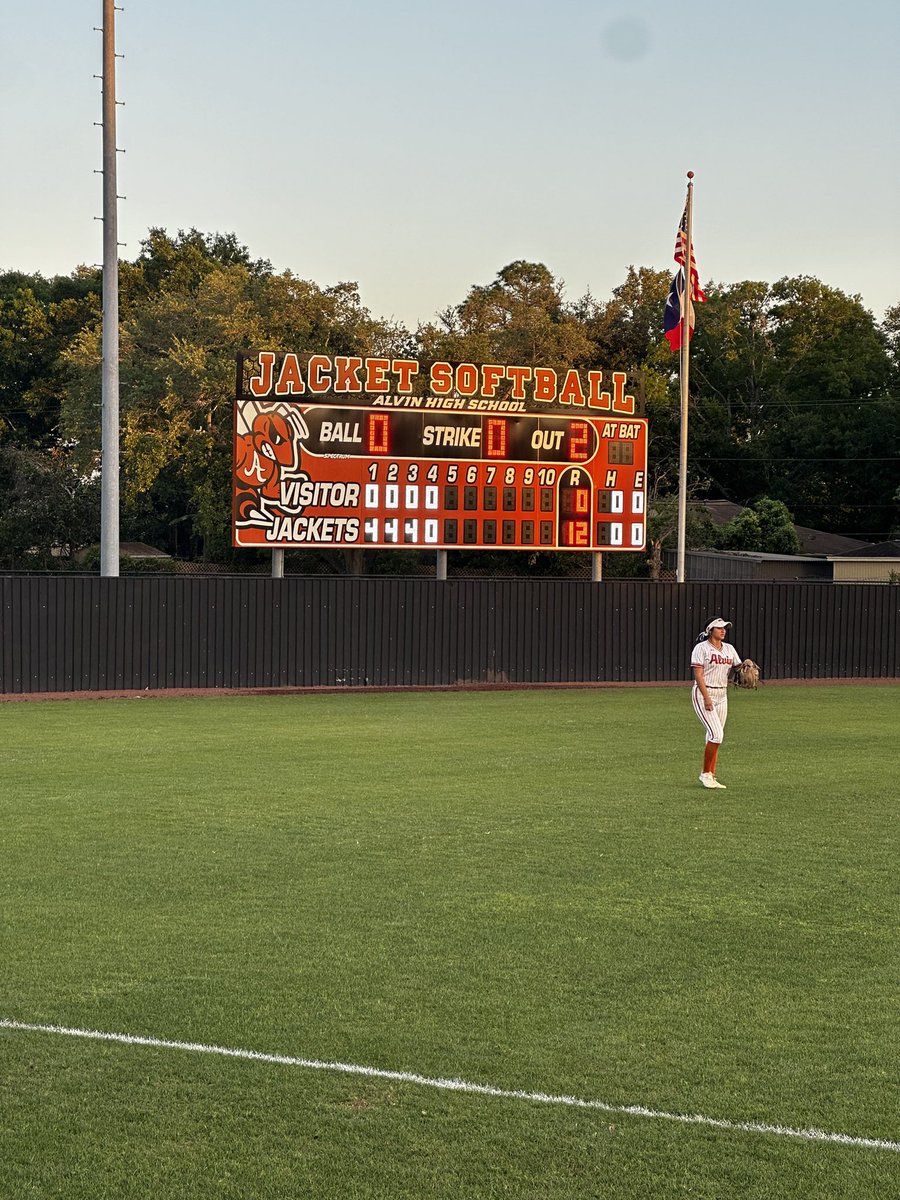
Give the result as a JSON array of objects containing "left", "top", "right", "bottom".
[{"left": 234, "top": 404, "right": 647, "bottom": 552}]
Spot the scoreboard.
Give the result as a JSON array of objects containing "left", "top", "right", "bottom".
[{"left": 233, "top": 354, "right": 647, "bottom": 553}]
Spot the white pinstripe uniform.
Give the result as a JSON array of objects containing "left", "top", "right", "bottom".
[{"left": 691, "top": 639, "right": 741, "bottom": 743}]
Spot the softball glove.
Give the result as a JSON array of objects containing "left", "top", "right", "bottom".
[{"left": 730, "top": 659, "right": 761, "bottom": 689}]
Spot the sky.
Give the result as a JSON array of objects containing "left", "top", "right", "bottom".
[{"left": 4, "top": 1, "right": 899, "bottom": 329}]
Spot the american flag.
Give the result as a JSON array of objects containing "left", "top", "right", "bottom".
[{"left": 674, "top": 203, "right": 707, "bottom": 303}]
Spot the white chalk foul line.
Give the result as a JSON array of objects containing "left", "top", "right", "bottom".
[{"left": 2, "top": 1018, "right": 898, "bottom": 1154}]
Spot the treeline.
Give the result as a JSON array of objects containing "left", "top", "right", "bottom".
[{"left": 1, "top": 229, "right": 897, "bottom": 573}]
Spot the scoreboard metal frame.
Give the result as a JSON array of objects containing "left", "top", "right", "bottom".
[{"left": 233, "top": 355, "right": 648, "bottom": 553}]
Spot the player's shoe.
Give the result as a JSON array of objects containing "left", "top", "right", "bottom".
[
  {"left": 699, "top": 773, "right": 718, "bottom": 789},
  {"left": 710, "top": 777, "right": 727, "bottom": 789}
]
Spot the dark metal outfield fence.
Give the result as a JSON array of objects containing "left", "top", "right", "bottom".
[{"left": 1, "top": 576, "right": 897, "bottom": 694}]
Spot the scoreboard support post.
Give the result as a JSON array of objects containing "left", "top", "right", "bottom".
[
  {"left": 272, "top": 549, "right": 284, "bottom": 579},
  {"left": 436, "top": 550, "right": 448, "bottom": 581},
  {"left": 592, "top": 552, "right": 603, "bottom": 582}
]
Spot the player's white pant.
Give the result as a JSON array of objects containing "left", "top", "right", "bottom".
[{"left": 692, "top": 685, "right": 728, "bottom": 744}]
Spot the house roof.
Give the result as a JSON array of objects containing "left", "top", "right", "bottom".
[
  {"left": 681, "top": 549, "right": 825, "bottom": 563},
  {"left": 120, "top": 541, "right": 171, "bottom": 558},
  {"left": 793, "top": 525, "right": 871, "bottom": 556},
  {"left": 702, "top": 500, "right": 744, "bottom": 527},
  {"left": 832, "top": 540, "right": 900, "bottom": 559},
  {"left": 701, "top": 500, "right": 871, "bottom": 557}
]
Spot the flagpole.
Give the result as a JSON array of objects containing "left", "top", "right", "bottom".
[{"left": 675, "top": 172, "right": 694, "bottom": 584}]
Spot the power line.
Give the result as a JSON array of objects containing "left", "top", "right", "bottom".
[
  {"left": 694, "top": 456, "right": 897, "bottom": 462},
  {"left": 702, "top": 402, "right": 897, "bottom": 410}
]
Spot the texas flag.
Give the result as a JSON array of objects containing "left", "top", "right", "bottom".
[{"left": 663, "top": 271, "right": 693, "bottom": 351}]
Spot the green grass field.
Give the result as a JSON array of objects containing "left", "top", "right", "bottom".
[{"left": 1, "top": 686, "right": 897, "bottom": 1199}]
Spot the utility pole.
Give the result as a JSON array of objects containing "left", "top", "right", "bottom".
[{"left": 99, "top": 0, "right": 120, "bottom": 577}]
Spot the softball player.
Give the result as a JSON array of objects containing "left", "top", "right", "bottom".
[{"left": 691, "top": 617, "right": 742, "bottom": 789}]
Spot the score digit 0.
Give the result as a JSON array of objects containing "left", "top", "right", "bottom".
[
  {"left": 366, "top": 411, "right": 391, "bottom": 454},
  {"left": 485, "top": 418, "right": 508, "bottom": 458}
]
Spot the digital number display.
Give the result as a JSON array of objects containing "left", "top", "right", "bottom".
[
  {"left": 303, "top": 409, "right": 601, "bottom": 464},
  {"left": 485, "top": 418, "right": 508, "bottom": 459},
  {"left": 234, "top": 404, "right": 647, "bottom": 552},
  {"left": 366, "top": 411, "right": 391, "bottom": 455}
]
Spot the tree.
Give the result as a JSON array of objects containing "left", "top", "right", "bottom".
[
  {"left": 0, "top": 269, "right": 100, "bottom": 447},
  {"left": 61, "top": 232, "right": 410, "bottom": 561},
  {"left": 5, "top": 229, "right": 896, "bottom": 572},
  {"left": 689, "top": 277, "right": 896, "bottom": 541},
  {"left": 883, "top": 301, "right": 900, "bottom": 371},
  {"left": 716, "top": 498, "right": 800, "bottom": 554},
  {"left": 645, "top": 493, "right": 717, "bottom": 581},
  {"left": 574, "top": 265, "right": 673, "bottom": 373},
  {"left": 418, "top": 261, "right": 593, "bottom": 369},
  {"left": 119, "top": 227, "right": 272, "bottom": 304},
  {"left": 751, "top": 498, "right": 801, "bottom": 554},
  {"left": 0, "top": 444, "right": 99, "bottom": 566}
]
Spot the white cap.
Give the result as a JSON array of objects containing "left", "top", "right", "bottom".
[{"left": 705, "top": 617, "right": 732, "bottom": 634}]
